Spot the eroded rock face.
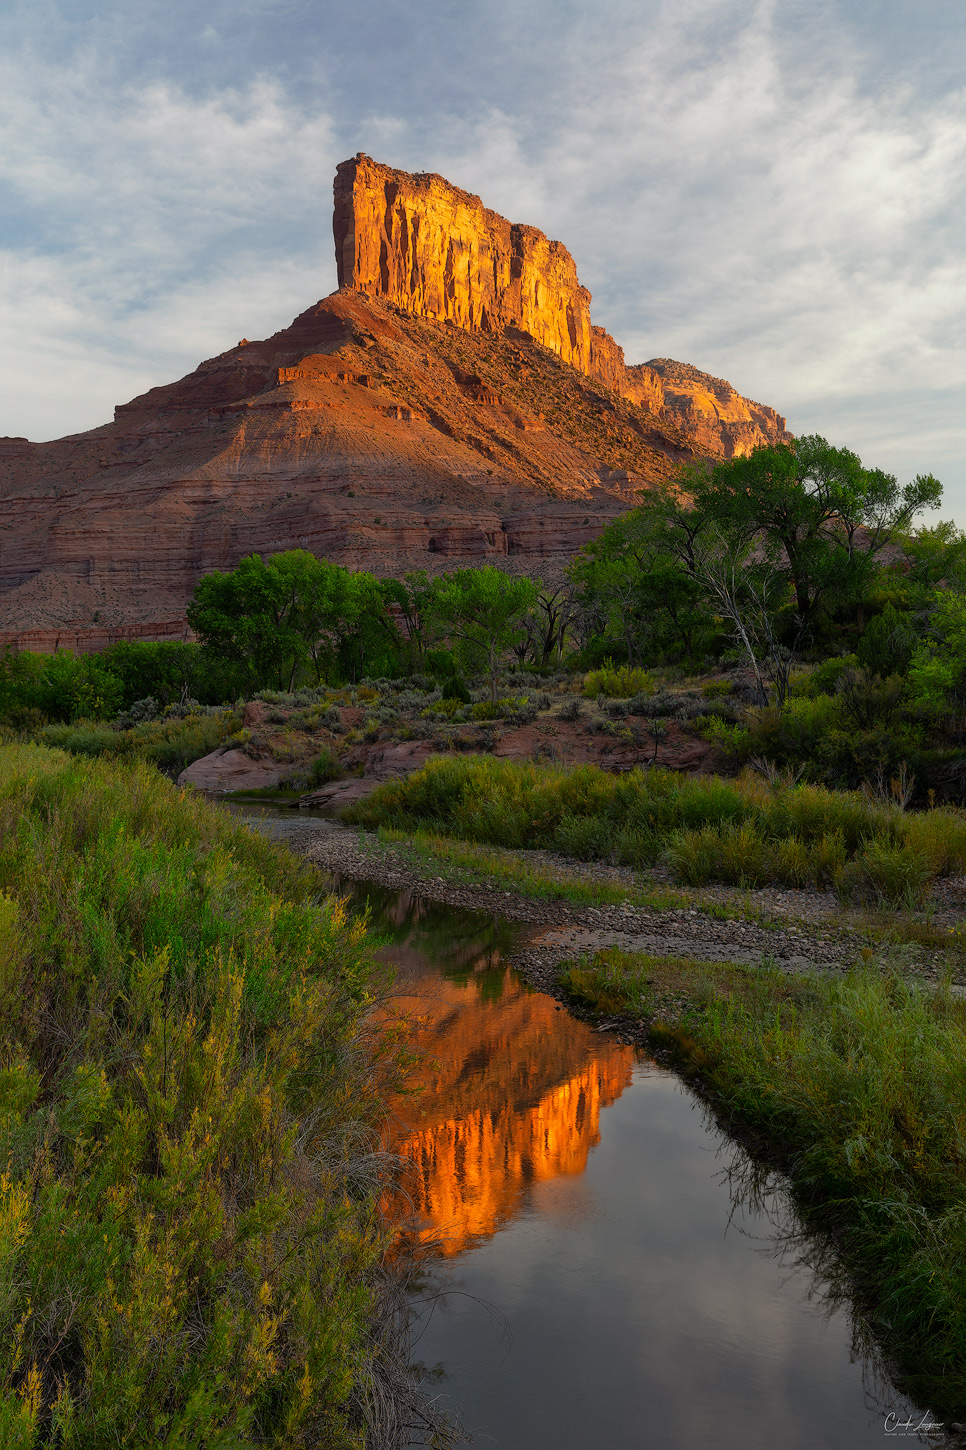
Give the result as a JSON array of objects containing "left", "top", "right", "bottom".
[
  {"left": 624, "top": 359, "right": 790, "bottom": 461},
  {"left": 334, "top": 153, "right": 624, "bottom": 382},
  {"left": 333, "top": 155, "right": 790, "bottom": 456},
  {"left": 0, "top": 156, "right": 793, "bottom": 649}
]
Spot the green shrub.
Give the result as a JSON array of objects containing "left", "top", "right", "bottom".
[
  {"left": 798, "top": 654, "right": 859, "bottom": 697},
  {"left": 40, "top": 710, "right": 240, "bottom": 771},
  {"left": 836, "top": 840, "right": 934, "bottom": 907},
  {"left": 582, "top": 664, "right": 655, "bottom": 699},
  {"left": 345, "top": 754, "right": 966, "bottom": 898},
  {"left": 305, "top": 746, "right": 343, "bottom": 789},
  {"left": 0, "top": 745, "right": 388, "bottom": 1446},
  {"left": 441, "top": 674, "right": 471, "bottom": 703},
  {"left": 856, "top": 603, "right": 915, "bottom": 678}
]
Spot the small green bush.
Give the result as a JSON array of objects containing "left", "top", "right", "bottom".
[
  {"left": 583, "top": 664, "right": 655, "bottom": 699},
  {"left": 305, "top": 746, "right": 343, "bottom": 788},
  {"left": 837, "top": 840, "right": 934, "bottom": 907}
]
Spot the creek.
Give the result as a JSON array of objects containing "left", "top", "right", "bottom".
[{"left": 236, "top": 806, "right": 935, "bottom": 1447}]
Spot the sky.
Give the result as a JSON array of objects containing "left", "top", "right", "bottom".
[{"left": 2, "top": 0, "right": 964, "bottom": 518}]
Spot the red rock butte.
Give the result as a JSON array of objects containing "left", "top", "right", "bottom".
[{"left": 0, "top": 154, "right": 792, "bottom": 651}]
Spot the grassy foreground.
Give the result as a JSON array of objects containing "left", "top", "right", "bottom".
[
  {"left": 562, "top": 949, "right": 966, "bottom": 1418},
  {"left": 0, "top": 744, "right": 393, "bottom": 1448},
  {"left": 345, "top": 755, "right": 966, "bottom": 905}
]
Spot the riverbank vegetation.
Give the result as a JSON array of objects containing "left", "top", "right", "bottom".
[
  {"left": 558, "top": 948, "right": 966, "bottom": 1417},
  {"left": 0, "top": 743, "right": 408, "bottom": 1448},
  {"left": 345, "top": 755, "right": 966, "bottom": 906}
]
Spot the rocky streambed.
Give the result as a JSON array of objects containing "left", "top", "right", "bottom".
[{"left": 269, "top": 815, "right": 965, "bottom": 996}]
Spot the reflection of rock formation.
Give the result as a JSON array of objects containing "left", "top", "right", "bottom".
[
  {"left": 390, "top": 1059, "right": 629, "bottom": 1255},
  {"left": 382, "top": 959, "right": 633, "bottom": 1256}
]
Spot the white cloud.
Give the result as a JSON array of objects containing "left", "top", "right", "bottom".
[{"left": 0, "top": 60, "right": 339, "bottom": 437}]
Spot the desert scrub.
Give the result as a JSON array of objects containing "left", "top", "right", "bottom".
[
  {"left": 583, "top": 664, "right": 655, "bottom": 698},
  {"left": 559, "top": 947, "right": 966, "bottom": 1420},
  {"left": 343, "top": 755, "right": 966, "bottom": 901},
  {"left": 40, "top": 708, "right": 240, "bottom": 771},
  {"left": 0, "top": 744, "right": 394, "bottom": 1448}
]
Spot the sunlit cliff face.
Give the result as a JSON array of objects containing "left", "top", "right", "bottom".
[{"left": 381, "top": 946, "right": 633, "bottom": 1257}]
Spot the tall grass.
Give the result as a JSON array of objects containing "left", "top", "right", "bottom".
[
  {"left": 0, "top": 743, "right": 395, "bottom": 1448},
  {"left": 40, "top": 709, "right": 240, "bottom": 771},
  {"left": 344, "top": 755, "right": 966, "bottom": 903},
  {"left": 582, "top": 664, "right": 655, "bottom": 698},
  {"left": 558, "top": 948, "right": 966, "bottom": 1418}
]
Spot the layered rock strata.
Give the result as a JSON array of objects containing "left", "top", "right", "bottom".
[
  {"left": 334, "top": 153, "right": 790, "bottom": 455},
  {"left": 0, "top": 157, "right": 792, "bottom": 649}
]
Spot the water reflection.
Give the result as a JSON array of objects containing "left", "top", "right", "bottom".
[
  {"left": 339, "top": 878, "right": 936, "bottom": 1448},
  {"left": 340, "top": 881, "right": 634, "bottom": 1257}
]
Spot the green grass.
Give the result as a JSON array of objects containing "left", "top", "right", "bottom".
[
  {"left": 370, "top": 827, "right": 691, "bottom": 910},
  {"left": 40, "top": 709, "right": 241, "bottom": 771},
  {"left": 344, "top": 755, "right": 966, "bottom": 905},
  {"left": 558, "top": 946, "right": 966, "bottom": 1419},
  {"left": 0, "top": 743, "right": 392, "bottom": 1448}
]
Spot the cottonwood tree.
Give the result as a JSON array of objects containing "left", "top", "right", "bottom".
[
  {"left": 568, "top": 480, "right": 714, "bottom": 664},
  {"left": 187, "top": 550, "right": 381, "bottom": 691},
  {"left": 692, "top": 527, "right": 800, "bottom": 707},
  {"left": 428, "top": 567, "right": 538, "bottom": 702},
  {"left": 696, "top": 437, "right": 942, "bottom": 628}
]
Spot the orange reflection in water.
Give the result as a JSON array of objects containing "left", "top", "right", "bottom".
[{"left": 382, "top": 932, "right": 634, "bottom": 1257}]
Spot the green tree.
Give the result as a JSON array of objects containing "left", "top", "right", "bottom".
[
  {"left": 696, "top": 436, "right": 942, "bottom": 629},
  {"left": 428, "top": 568, "right": 538, "bottom": 702},
  {"left": 569, "top": 482, "right": 714, "bottom": 664},
  {"left": 907, "top": 590, "right": 966, "bottom": 721},
  {"left": 0, "top": 648, "right": 123, "bottom": 723},
  {"left": 186, "top": 551, "right": 365, "bottom": 692}
]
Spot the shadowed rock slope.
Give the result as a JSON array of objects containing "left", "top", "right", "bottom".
[{"left": 0, "top": 156, "right": 791, "bottom": 650}]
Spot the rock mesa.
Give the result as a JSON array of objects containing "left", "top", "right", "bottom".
[{"left": 0, "top": 156, "right": 792, "bottom": 650}]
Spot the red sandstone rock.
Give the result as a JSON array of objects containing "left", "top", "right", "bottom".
[
  {"left": 177, "top": 748, "right": 289, "bottom": 793},
  {"left": 0, "top": 157, "right": 792, "bottom": 649}
]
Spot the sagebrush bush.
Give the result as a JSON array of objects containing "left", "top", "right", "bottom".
[
  {"left": 345, "top": 755, "right": 966, "bottom": 900},
  {"left": 0, "top": 745, "right": 389, "bottom": 1448}
]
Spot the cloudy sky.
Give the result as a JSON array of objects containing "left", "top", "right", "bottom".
[{"left": 3, "top": 0, "right": 964, "bottom": 517}]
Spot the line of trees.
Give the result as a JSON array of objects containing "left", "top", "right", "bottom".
[
  {"left": 567, "top": 435, "right": 954, "bottom": 705},
  {"left": 3, "top": 433, "right": 963, "bottom": 742}
]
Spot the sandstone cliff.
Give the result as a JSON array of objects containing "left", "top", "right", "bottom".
[
  {"left": 334, "top": 153, "right": 627, "bottom": 389},
  {"left": 0, "top": 156, "right": 792, "bottom": 649},
  {"left": 334, "top": 154, "right": 789, "bottom": 449}
]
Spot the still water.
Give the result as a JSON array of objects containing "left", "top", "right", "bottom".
[
  {"left": 344, "top": 881, "right": 930, "bottom": 1450},
  {"left": 225, "top": 808, "right": 932, "bottom": 1446}
]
